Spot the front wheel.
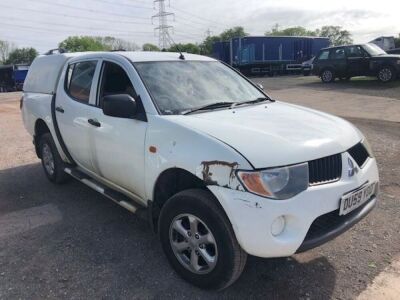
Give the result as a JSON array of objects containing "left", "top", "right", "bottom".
[
  {"left": 377, "top": 66, "right": 395, "bottom": 82},
  {"left": 159, "top": 189, "right": 247, "bottom": 290},
  {"left": 321, "top": 69, "right": 335, "bottom": 83}
]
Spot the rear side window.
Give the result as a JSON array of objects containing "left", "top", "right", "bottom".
[
  {"left": 331, "top": 48, "right": 345, "bottom": 59},
  {"left": 318, "top": 50, "right": 329, "bottom": 60},
  {"left": 66, "top": 61, "right": 97, "bottom": 103}
]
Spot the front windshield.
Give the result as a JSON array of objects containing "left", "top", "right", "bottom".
[
  {"left": 134, "top": 61, "right": 266, "bottom": 115},
  {"left": 363, "top": 43, "right": 386, "bottom": 56}
]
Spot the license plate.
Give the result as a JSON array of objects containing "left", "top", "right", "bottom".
[{"left": 339, "top": 182, "right": 377, "bottom": 216}]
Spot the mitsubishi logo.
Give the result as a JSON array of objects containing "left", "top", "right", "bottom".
[{"left": 348, "top": 158, "right": 359, "bottom": 177}]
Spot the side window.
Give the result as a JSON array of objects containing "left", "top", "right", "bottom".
[
  {"left": 346, "top": 46, "right": 364, "bottom": 58},
  {"left": 66, "top": 61, "right": 97, "bottom": 103},
  {"left": 98, "top": 61, "right": 137, "bottom": 107},
  {"left": 331, "top": 48, "right": 345, "bottom": 59},
  {"left": 318, "top": 50, "right": 330, "bottom": 60}
]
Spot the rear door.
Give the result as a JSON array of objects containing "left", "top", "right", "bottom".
[
  {"left": 85, "top": 59, "right": 148, "bottom": 200},
  {"left": 345, "top": 45, "right": 370, "bottom": 76},
  {"left": 329, "top": 47, "right": 347, "bottom": 77},
  {"left": 55, "top": 59, "right": 100, "bottom": 171}
]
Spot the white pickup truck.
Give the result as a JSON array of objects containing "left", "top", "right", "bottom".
[{"left": 21, "top": 50, "right": 379, "bottom": 290}]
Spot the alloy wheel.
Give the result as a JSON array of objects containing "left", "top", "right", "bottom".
[
  {"left": 42, "top": 143, "right": 55, "bottom": 176},
  {"left": 322, "top": 70, "right": 333, "bottom": 82},
  {"left": 379, "top": 68, "right": 392, "bottom": 82},
  {"left": 169, "top": 213, "right": 218, "bottom": 274}
]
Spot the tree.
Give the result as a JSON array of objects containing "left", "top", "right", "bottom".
[
  {"left": 5, "top": 47, "right": 38, "bottom": 65},
  {"left": 168, "top": 43, "right": 200, "bottom": 54},
  {"left": 264, "top": 25, "right": 353, "bottom": 46},
  {"left": 315, "top": 26, "right": 353, "bottom": 46},
  {"left": 219, "top": 26, "right": 248, "bottom": 41},
  {"left": 200, "top": 36, "right": 221, "bottom": 56},
  {"left": 265, "top": 25, "right": 316, "bottom": 37},
  {"left": 59, "top": 36, "right": 108, "bottom": 52},
  {"left": 199, "top": 27, "right": 248, "bottom": 56},
  {"left": 59, "top": 36, "right": 139, "bottom": 52},
  {"left": 0, "top": 40, "right": 15, "bottom": 64},
  {"left": 142, "top": 43, "right": 160, "bottom": 51},
  {"left": 96, "top": 36, "right": 139, "bottom": 51}
]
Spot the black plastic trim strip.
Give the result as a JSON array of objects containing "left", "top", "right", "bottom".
[
  {"left": 51, "top": 93, "right": 76, "bottom": 166},
  {"left": 296, "top": 196, "right": 377, "bottom": 253}
]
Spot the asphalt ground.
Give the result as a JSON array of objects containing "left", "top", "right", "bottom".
[{"left": 0, "top": 76, "right": 399, "bottom": 299}]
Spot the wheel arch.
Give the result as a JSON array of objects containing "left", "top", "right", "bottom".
[
  {"left": 34, "top": 118, "right": 51, "bottom": 158},
  {"left": 149, "top": 167, "right": 231, "bottom": 233},
  {"left": 150, "top": 167, "right": 206, "bottom": 232}
]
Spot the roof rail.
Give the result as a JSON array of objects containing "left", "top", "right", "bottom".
[
  {"left": 45, "top": 48, "right": 67, "bottom": 55},
  {"left": 109, "top": 49, "right": 126, "bottom": 52}
]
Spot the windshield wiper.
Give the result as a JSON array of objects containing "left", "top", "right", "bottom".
[
  {"left": 230, "top": 97, "right": 271, "bottom": 109},
  {"left": 182, "top": 101, "right": 235, "bottom": 115}
]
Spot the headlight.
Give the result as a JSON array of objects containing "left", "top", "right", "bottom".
[
  {"left": 361, "top": 138, "right": 374, "bottom": 157},
  {"left": 397, "top": 60, "right": 400, "bottom": 65},
  {"left": 237, "top": 163, "right": 309, "bottom": 200}
]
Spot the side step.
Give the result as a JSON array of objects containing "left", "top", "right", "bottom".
[{"left": 64, "top": 167, "right": 142, "bottom": 214}]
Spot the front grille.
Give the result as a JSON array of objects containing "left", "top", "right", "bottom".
[
  {"left": 308, "top": 154, "right": 342, "bottom": 185},
  {"left": 348, "top": 142, "right": 369, "bottom": 167}
]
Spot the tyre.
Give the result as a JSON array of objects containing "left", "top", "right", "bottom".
[
  {"left": 159, "top": 189, "right": 247, "bottom": 290},
  {"left": 320, "top": 69, "right": 335, "bottom": 83},
  {"left": 377, "top": 66, "right": 395, "bottom": 83},
  {"left": 39, "top": 133, "right": 70, "bottom": 184}
]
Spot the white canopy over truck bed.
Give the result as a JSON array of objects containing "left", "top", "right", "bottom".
[{"left": 23, "top": 53, "right": 81, "bottom": 94}]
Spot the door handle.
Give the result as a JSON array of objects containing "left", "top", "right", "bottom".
[
  {"left": 88, "top": 118, "right": 101, "bottom": 127},
  {"left": 55, "top": 106, "right": 64, "bottom": 113}
]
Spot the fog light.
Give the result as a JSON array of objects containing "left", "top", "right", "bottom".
[{"left": 271, "top": 216, "right": 286, "bottom": 236}]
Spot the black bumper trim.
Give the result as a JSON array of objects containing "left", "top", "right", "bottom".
[{"left": 296, "top": 196, "right": 377, "bottom": 253}]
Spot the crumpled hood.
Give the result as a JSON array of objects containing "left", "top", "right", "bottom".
[{"left": 169, "top": 102, "right": 362, "bottom": 168}]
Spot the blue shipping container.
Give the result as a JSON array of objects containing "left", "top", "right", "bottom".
[{"left": 212, "top": 36, "right": 330, "bottom": 74}]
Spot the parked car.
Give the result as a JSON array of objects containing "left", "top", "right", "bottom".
[
  {"left": 21, "top": 50, "right": 379, "bottom": 290},
  {"left": 313, "top": 43, "right": 400, "bottom": 83},
  {"left": 301, "top": 57, "right": 314, "bottom": 76}
]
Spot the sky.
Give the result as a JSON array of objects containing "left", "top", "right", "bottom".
[{"left": 0, "top": 0, "right": 399, "bottom": 53}]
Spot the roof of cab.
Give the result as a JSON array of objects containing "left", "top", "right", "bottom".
[
  {"left": 23, "top": 51, "right": 215, "bottom": 94},
  {"left": 118, "top": 51, "right": 215, "bottom": 62},
  {"left": 57, "top": 51, "right": 216, "bottom": 62}
]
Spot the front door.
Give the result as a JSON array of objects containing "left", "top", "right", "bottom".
[
  {"left": 86, "top": 60, "right": 148, "bottom": 200},
  {"left": 345, "top": 45, "right": 370, "bottom": 76},
  {"left": 55, "top": 59, "right": 99, "bottom": 171}
]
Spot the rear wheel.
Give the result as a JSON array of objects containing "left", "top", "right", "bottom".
[
  {"left": 159, "top": 189, "right": 247, "bottom": 290},
  {"left": 321, "top": 69, "right": 335, "bottom": 83},
  {"left": 377, "top": 66, "right": 395, "bottom": 82},
  {"left": 39, "top": 133, "right": 70, "bottom": 184}
]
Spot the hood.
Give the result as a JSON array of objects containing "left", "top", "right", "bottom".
[{"left": 169, "top": 102, "right": 362, "bottom": 168}]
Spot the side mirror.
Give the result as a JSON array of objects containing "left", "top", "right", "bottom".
[
  {"left": 256, "top": 83, "right": 264, "bottom": 90},
  {"left": 102, "top": 94, "right": 137, "bottom": 118}
]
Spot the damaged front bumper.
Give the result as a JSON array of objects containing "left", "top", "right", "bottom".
[{"left": 207, "top": 153, "right": 379, "bottom": 258}]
